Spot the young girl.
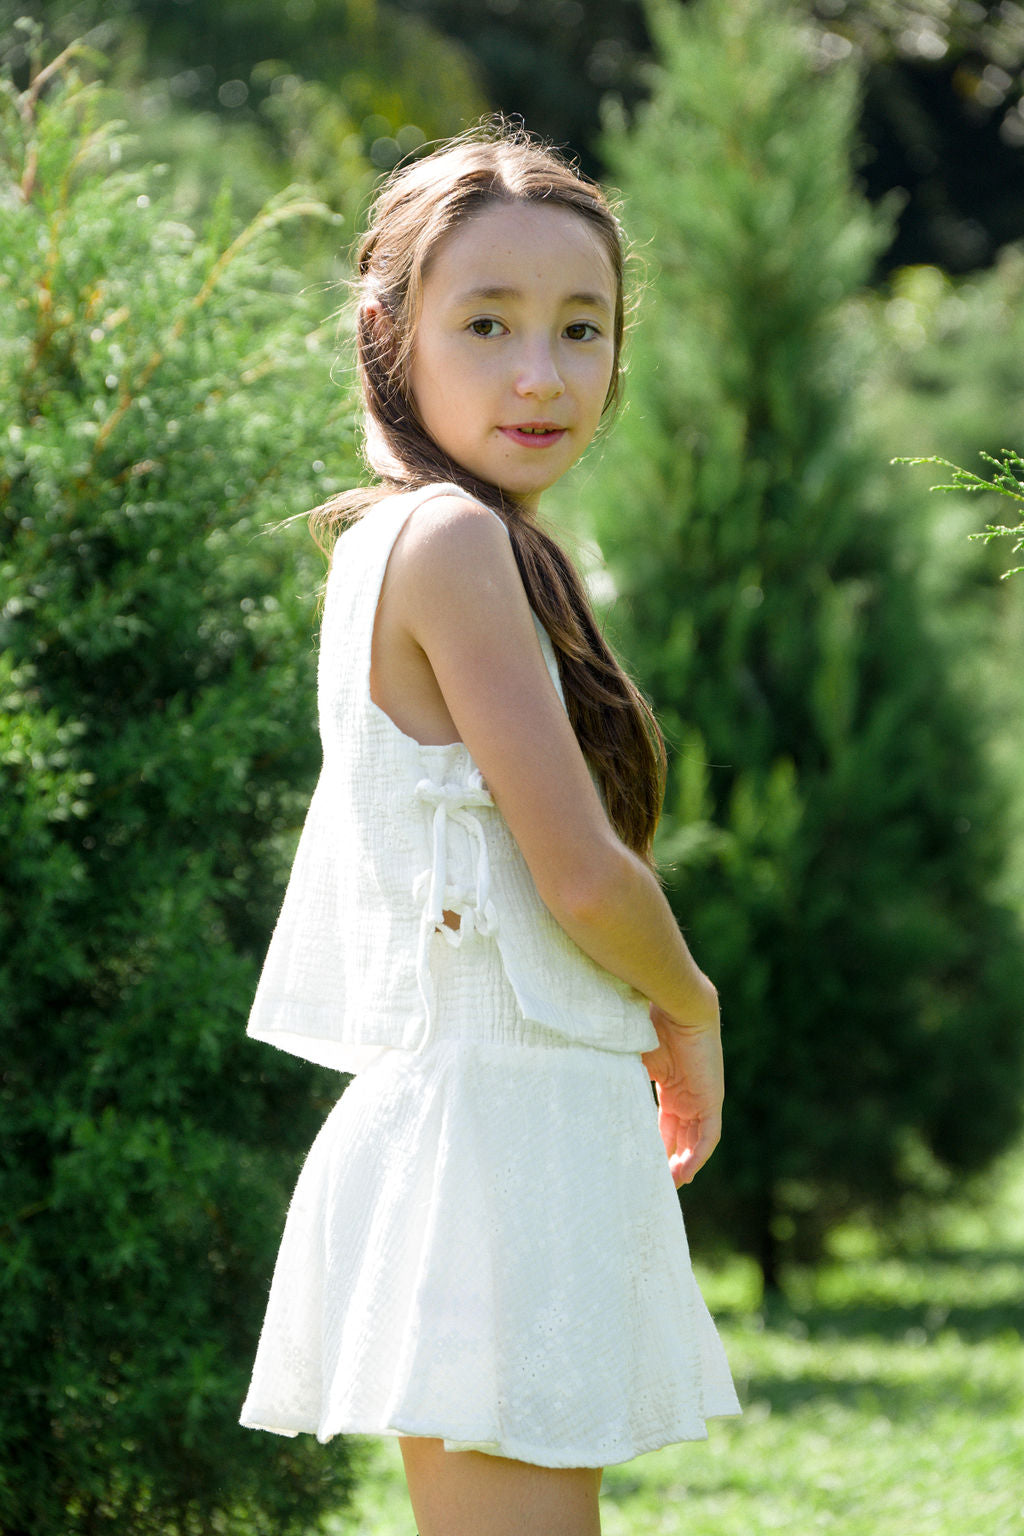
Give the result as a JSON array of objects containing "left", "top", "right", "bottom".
[{"left": 240, "top": 125, "right": 739, "bottom": 1536}]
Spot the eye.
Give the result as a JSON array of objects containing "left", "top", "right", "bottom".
[
  {"left": 467, "top": 317, "right": 507, "bottom": 338},
  {"left": 564, "top": 320, "right": 601, "bottom": 342}
]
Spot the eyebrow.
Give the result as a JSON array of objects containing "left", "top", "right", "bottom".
[{"left": 453, "top": 284, "right": 613, "bottom": 314}]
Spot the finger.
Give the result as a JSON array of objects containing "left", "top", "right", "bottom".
[{"left": 675, "top": 1123, "right": 721, "bottom": 1184}]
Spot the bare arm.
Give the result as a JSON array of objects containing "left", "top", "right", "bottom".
[{"left": 382, "top": 497, "right": 722, "bottom": 1178}]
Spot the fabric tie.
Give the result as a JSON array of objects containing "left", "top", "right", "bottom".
[{"left": 411, "top": 770, "right": 500, "bottom": 1046}]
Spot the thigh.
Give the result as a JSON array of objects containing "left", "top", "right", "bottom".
[{"left": 399, "top": 1437, "right": 603, "bottom": 1536}]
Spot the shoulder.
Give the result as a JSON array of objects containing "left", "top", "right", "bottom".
[
  {"left": 402, "top": 490, "right": 510, "bottom": 551},
  {"left": 391, "top": 491, "right": 519, "bottom": 598}
]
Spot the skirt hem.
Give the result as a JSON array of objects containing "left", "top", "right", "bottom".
[{"left": 237, "top": 1405, "right": 741, "bottom": 1468}]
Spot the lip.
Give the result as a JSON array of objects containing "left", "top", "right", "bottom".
[{"left": 499, "top": 422, "right": 569, "bottom": 448}]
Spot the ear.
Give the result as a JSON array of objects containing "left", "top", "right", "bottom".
[
  {"left": 360, "top": 299, "right": 388, "bottom": 343},
  {"left": 361, "top": 299, "right": 400, "bottom": 373}
]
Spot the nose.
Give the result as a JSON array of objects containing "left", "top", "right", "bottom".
[{"left": 514, "top": 337, "right": 565, "bottom": 400}]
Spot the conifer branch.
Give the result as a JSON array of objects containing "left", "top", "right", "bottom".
[{"left": 894, "top": 451, "right": 1024, "bottom": 578}]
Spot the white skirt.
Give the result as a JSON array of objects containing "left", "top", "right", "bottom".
[{"left": 240, "top": 935, "right": 740, "bottom": 1468}]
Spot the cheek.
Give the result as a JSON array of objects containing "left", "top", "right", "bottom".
[
  {"left": 407, "top": 334, "right": 459, "bottom": 413},
  {"left": 587, "top": 352, "right": 617, "bottom": 417},
  {"left": 410, "top": 371, "right": 449, "bottom": 432}
]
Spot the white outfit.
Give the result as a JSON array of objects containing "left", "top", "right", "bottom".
[
  {"left": 245, "top": 483, "right": 659, "bottom": 1073},
  {"left": 239, "top": 483, "right": 740, "bottom": 1467}
]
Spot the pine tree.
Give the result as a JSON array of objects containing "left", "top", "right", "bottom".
[
  {"left": 587, "top": 0, "right": 1024, "bottom": 1287},
  {"left": 1, "top": 43, "right": 360, "bottom": 1532}
]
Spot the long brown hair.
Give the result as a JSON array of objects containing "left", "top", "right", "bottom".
[{"left": 312, "top": 124, "right": 666, "bottom": 863}]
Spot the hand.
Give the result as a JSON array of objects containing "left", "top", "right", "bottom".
[{"left": 642, "top": 1001, "right": 723, "bottom": 1187}]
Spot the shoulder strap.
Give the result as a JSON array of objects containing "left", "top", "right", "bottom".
[{"left": 318, "top": 483, "right": 477, "bottom": 734}]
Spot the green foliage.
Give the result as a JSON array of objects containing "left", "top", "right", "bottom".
[
  {"left": 587, "top": 0, "right": 1024, "bottom": 1283},
  {"left": 858, "top": 252, "right": 1024, "bottom": 477},
  {"left": 7, "top": 0, "right": 488, "bottom": 261},
  {"left": 873, "top": 256, "right": 1024, "bottom": 577},
  {"left": 897, "top": 449, "right": 1024, "bottom": 578},
  {"left": 851, "top": 258, "right": 1024, "bottom": 873},
  {"left": 123, "top": 0, "right": 486, "bottom": 139},
  {"left": 0, "top": 46, "right": 362, "bottom": 1534}
]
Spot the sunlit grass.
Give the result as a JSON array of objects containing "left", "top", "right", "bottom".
[{"left": 328, "top": 1148, "right": 1024, "bottom": 1535}]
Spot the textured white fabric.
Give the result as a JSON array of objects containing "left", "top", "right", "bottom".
[
  {"left": 240, "top": 936, "right": 740, "bottom": 1466},
  {"left": 245, "top": 483, "right": 658, "bottom": 1072},
  {"left": 240, "top": 480, "right": 740, "bottom": 1464}
]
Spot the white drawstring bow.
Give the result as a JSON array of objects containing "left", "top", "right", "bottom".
[{"left": 411, "top": 770, "right": 500, "bottom": 1045}]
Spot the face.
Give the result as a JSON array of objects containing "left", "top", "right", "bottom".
[{"left": 405, "top": 201, "right": 618, "bottom": 511}]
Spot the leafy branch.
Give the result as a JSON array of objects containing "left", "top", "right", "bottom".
[
  {"left": 894, "top": 450, "right": 1024, "bottom": 578},
  {"left": 90, "top": 186, "right": 338, "bottom": 461}
]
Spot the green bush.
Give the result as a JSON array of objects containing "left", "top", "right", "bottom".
[
  {"left": 588, "top": 0, "right": 1024, "bottom": 1286},
  {"left": 1, "top": 45, "right": 361, "bottom": 1534}
]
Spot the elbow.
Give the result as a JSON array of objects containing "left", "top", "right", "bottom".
[{"left": 540, "top": 837, "right": 637, "bottom": 934}]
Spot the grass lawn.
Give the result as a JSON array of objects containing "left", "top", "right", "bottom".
[{"left": 328, "top": 1148, "right": 1024, "bottom": 1536}]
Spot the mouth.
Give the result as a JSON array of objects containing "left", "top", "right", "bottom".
[{"left": 499, "top": 422, "right": 568, "bottom": 447}]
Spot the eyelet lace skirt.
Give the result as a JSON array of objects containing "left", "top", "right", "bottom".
[{"left": 239, "top": 932, "right": 740, "bottom": 1468}]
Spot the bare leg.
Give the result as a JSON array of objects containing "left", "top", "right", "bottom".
[{"left": 399, "top": 1436, "right": 603, "bottom": 1536}]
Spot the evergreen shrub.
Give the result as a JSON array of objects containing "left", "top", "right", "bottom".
[
  {"left": 1, "top": 41, "right": 359, "bottom": 1534},
  {"left": 589, "top": 0, "right": 1024, "bottom": 1286}
]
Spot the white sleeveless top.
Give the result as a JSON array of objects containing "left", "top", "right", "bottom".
[{"left": 246, "top": 483, "right": 658, "bottom": 1072}]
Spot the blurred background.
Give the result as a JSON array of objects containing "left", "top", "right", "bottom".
[{"left": 2, "top": 1, "right": 1022, "bottom": 1532}]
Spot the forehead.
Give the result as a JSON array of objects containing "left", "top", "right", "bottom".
[{"left": 422, "top": 201, "right": 617, "bottom": 306}]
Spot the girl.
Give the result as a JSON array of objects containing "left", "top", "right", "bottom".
[{"left": 240, "top": 125, "right": 740, "bottom": 1536}]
